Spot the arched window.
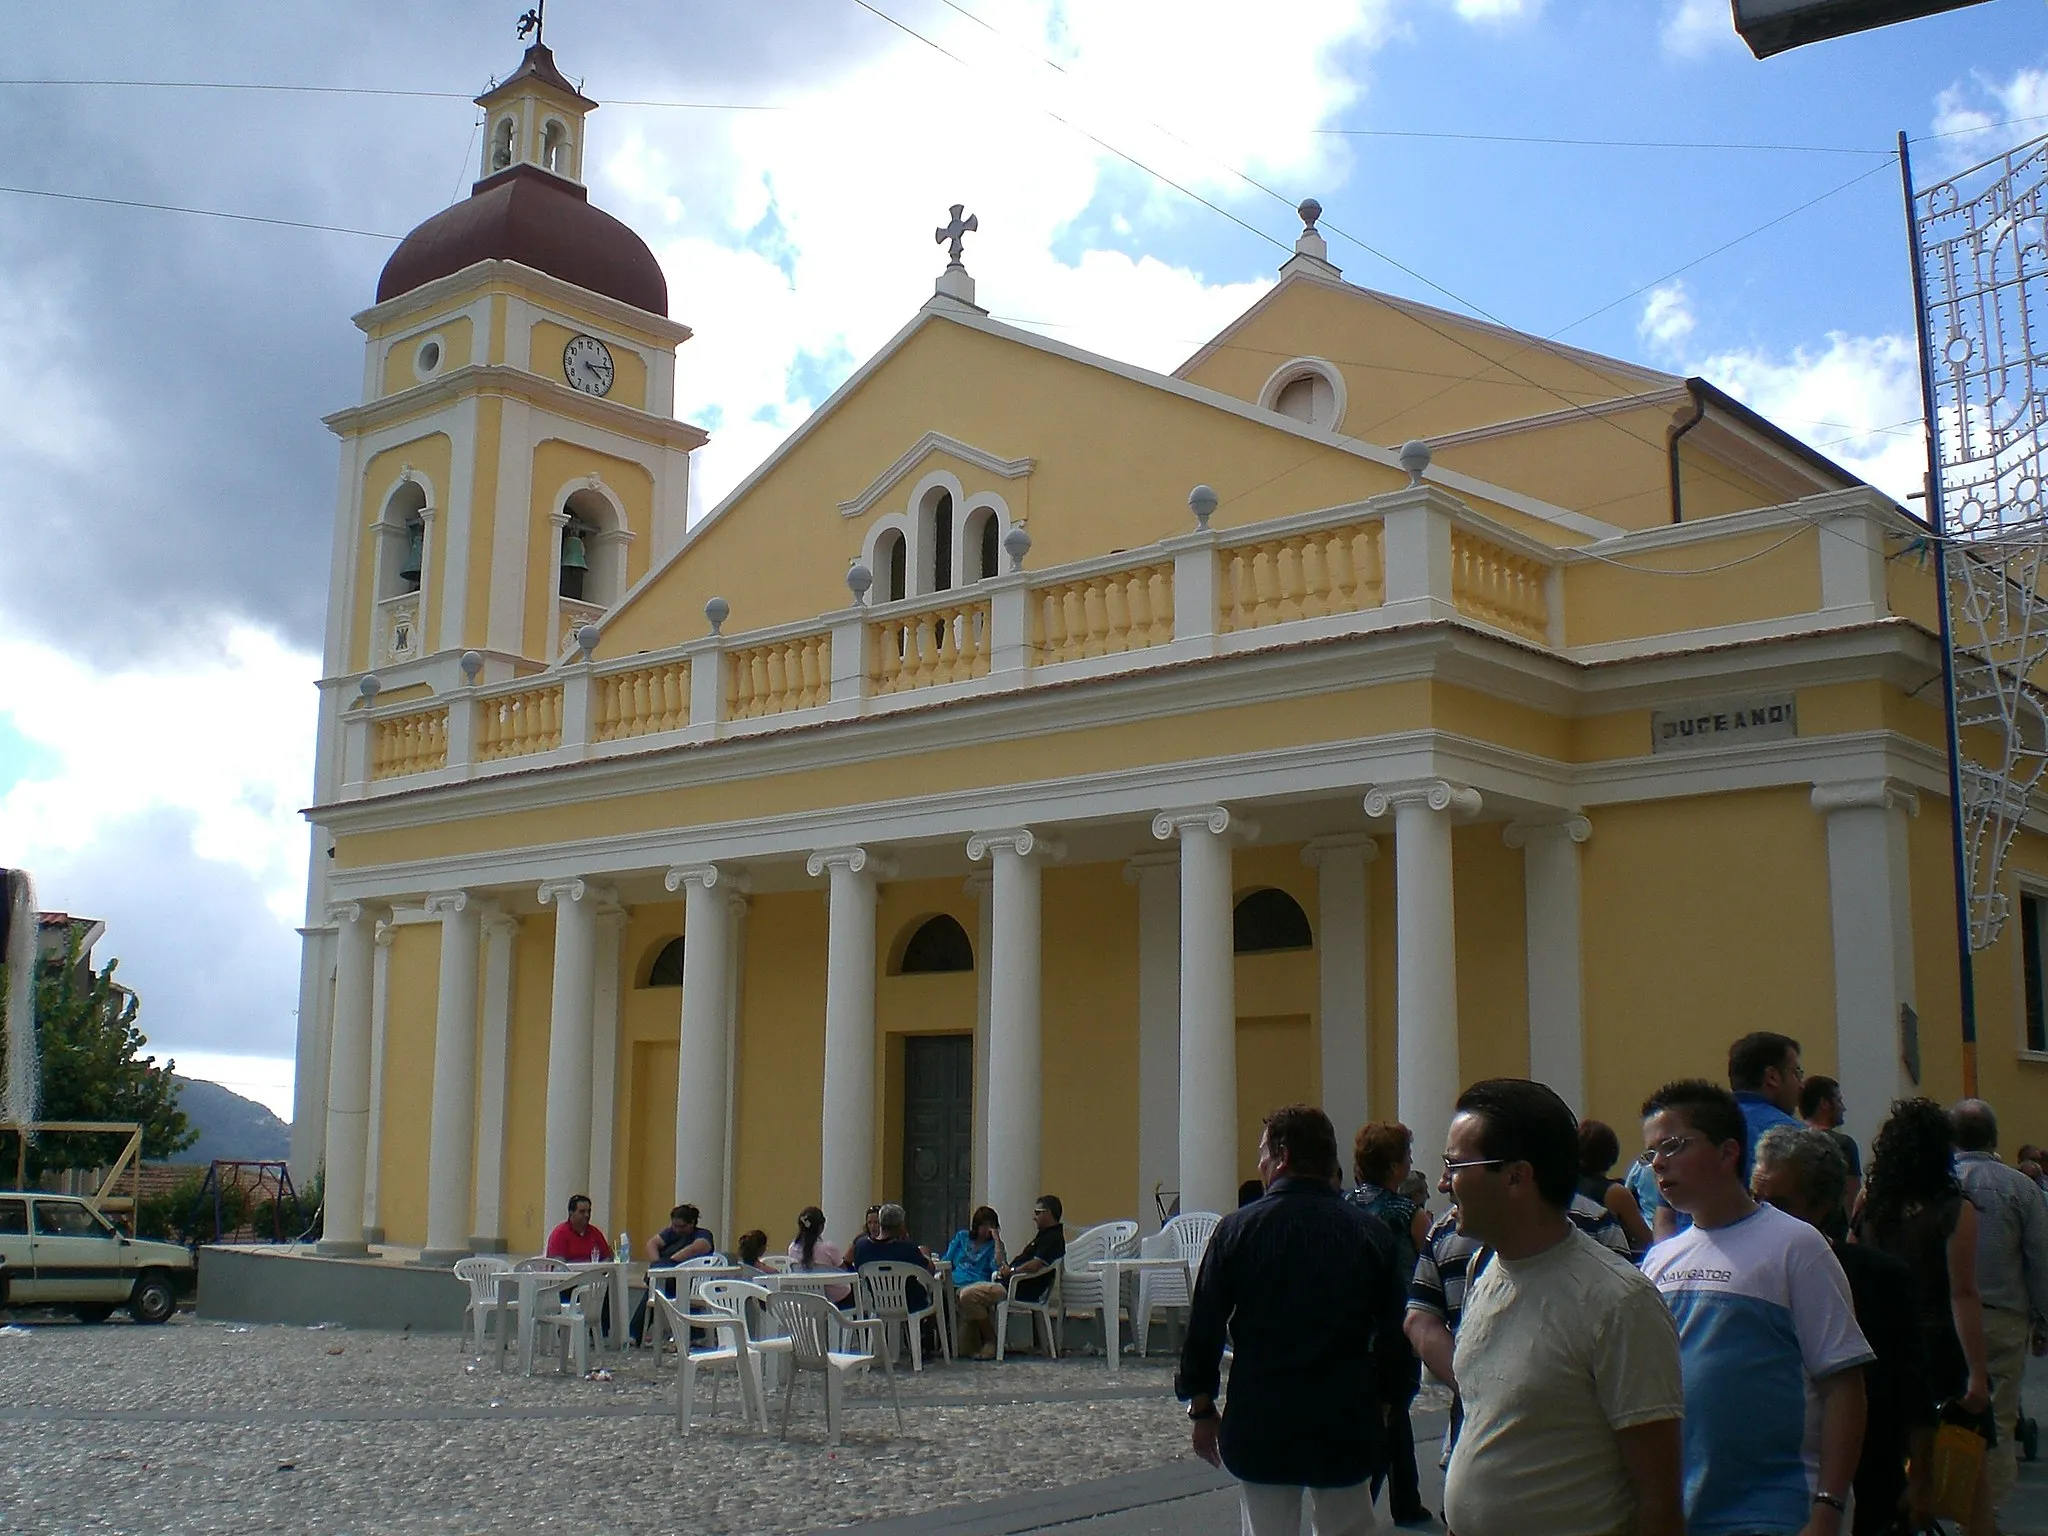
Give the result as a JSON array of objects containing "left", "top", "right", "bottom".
[
  {"left": 377, "top": 480, "right": 429, "bottom": 602},
  {"left": 1233, "top": 888, "right": 1313, "bottom": 954},
  {"left": 928, "top": 491, "right": 954, "bottom": 593},
  {"left": 963, "top": 506, "right": 1001, "bottom": 581},
  {"left": 556, "top": 487, "right": 623, "bottom": 609},
  {"left": 645, "top": 937, "right": 686, "bottom": 987},
  {"left": 1274, "top": 372, "right": 1336, "bottom": 427},
  {"left": 894, "top": 914, "right": 974, "bottom": 974},
  {"left": 876, "top": 529, "right": 908, "bottom": 603},
  {"left": 488, "top": 117, "right": 515, "bottom": 174},
  {"left": 541, "top": 119, "right": 570, "bottom": 175}
]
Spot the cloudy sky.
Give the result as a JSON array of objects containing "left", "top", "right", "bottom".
[{"left": 0, "top": 0, "right": 2041, "bottom": 1118}]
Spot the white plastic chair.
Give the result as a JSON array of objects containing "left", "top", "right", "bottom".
[
  {"left": 664, "top": 1279, "right": 769, "bottom": 1433},
  {"left": 1057, "top": 1220, "right": 1137, "bottom": 1357},
  {"left": 995, "top": 1258, "right": 1063, "bottom": 1361},
  {"left": 513, "top": 1256, "right": 568, "bottom": 1272},
  {"left": 643, "top": 1254, "right": 733, "bottom": 1351},
  {"left": 857, "top": 1260, "right": 946, "bottom": 1371},
  {"left": 531, "top": 1272, "right": 605, "bottom": 1376},
  {"left": 452, "top": 1255, "right": 514, "bottom": 1354},
  {"left": 758, "top": 1254, "right": 793, "bottom": 1273},
  {"left": 1135, "top": 1212, "right": 1220, "bottom": 1356},
  {"left": 765, "top": 1289, "right": 902, "bottom": 1445}
]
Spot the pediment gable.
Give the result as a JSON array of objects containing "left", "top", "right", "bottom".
[{"left": 837, "top": 432, "right": 1034, "bottom": 519}]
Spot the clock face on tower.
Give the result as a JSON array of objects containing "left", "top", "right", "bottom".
[{"left": 563, "top": 334, "right": 615, "bottom": 396}]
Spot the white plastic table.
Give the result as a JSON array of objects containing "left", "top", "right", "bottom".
[
  {"left": 493, "top": 1264, "right": 613, "bottom": 1375},
  {"left": 1091, "top": 1255, "right": 1189, "bottom": 1372}
]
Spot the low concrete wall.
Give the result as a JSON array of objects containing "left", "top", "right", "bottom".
[{"left": 198, "top": 1246, "right": 467, "bottom": 1332}]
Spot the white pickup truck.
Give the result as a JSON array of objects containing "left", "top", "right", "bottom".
[{"left": 0, "top": 1191, "right": 195, "bottom": 1323}]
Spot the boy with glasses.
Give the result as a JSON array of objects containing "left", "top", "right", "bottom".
[{"left": 1639, "top": 1079, "right": 1871, "bottom": 1536}]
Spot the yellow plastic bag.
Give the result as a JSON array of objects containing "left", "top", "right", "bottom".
[{"left": 1928, "top": 1413, "right": 1986, "bottom": 1524}]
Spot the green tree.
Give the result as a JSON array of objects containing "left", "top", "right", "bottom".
[{"left": 0, "top": 932, "right": 194, "bottom": 1174}]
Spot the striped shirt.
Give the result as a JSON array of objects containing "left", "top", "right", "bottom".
[{"left": 1409, "top": 1193, "right": 1634, "bottom": 1329}]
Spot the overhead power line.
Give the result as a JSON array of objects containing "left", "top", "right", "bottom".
[{"left": 0, "top": 182, "right": 402, "bottom": 240}]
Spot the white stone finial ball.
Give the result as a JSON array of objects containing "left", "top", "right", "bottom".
[
  {"left": 1398, "top": 440, "right": 1432, "bottom": 485},
  {"left": 1002, "top": 523, "right": 1032, "bottom": 572},
  {"left": 358, "top": 673, "right": 381, "bottom": 704},
  {"left": 705, "top": 596, "right": 730, "bottom": 635},
  {"left": 846, "top": 560, "right": 874, "bottom": 605},
  {"left": 1298, "top": 198, "right": 1322, "bottom": 230},
  {"left": 460, "top": 650, "right": 484, "bottom": 684},
  {"left": 575, "top": 624, "right": 600, "bottom": 660},
  {"left": 1188, "top": 484, "right": 1219, "bottom": 531}
]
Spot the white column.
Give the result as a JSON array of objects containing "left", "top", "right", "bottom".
[
  {"left": 1153, "top": 806, "right": 1257, "bottom": 1216},
  {"left": 1365, "top": 779, "right": 1480, "bottom": 1162},
  {"left": 421, "top": 890, "right": 483, "bottom": 1264},
  {"left": 586, "top": 904, "right": 627, "bottom": 1232},
  {"left": 289, "top": 921, "right": 337, "bottom": 1186},
  {"left": 1812, "top": 779, "right": 1920, "bottom": 1154},
  {"left": 362, "top": 918, "right": 395, "bottom": 1245},
  {"left": 537, "top": 877, "right": 611, "bottom": 1226},
  {"left": 664, "top": 862, "right": 750, "bottom": 1214},
  {"left": 807, "top": 846, "right": 892, "bottom": 1246},
  {"left": 1504, "top": 817, "right": 1592, "bottom": 1110},
  {"left": 965, "top": 872, "right": 995, "bottom": 1206},
  {"left": 1125, "top": 853, "right": 1180, "bottom": 1232},
  {"left": 719, "top": 888, "right": 750, "bottom": 1243},
  {"left": 968, "top": 829, "right": 1062, "bottom": 1232},
  {"left": 470, "top": 909, "right": 518, "bottom": 1252},
  {"left": 318, "top": 900, "right": 387, "bottom": 1256},
  {"left": 1304, "top": 835, "right": 1377, "bottom": 1148}
]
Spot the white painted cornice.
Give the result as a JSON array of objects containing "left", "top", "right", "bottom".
[
  {"left": 1502, "top": 816, "right": 1591, "bottom": 849},
  {"left": 324, "top": 363, "right": 708, "bottom": 451},
  {"left": 838, "top": 432, "right": 1036, "bottom": 519},
  {"left": 352, "top": 258, "right": 694, "bottom": 346}
]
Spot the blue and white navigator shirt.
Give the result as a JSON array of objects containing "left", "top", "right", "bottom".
[{"left": 1641, "top": 1202, "right": 1873, "bottom": 1536}]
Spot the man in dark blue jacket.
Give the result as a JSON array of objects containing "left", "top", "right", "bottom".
[{"left": 1176, "top": 1103, "right": 1410, "bottom": 1536}]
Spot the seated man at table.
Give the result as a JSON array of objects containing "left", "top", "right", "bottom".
[
  {"left": 849, "top": 1202, "right": 934, "bottom": 1313},
  {"left": 956, "top": 1194, "right": 1065, "bottom": 1361},
  {"left": 644, "top": 1204, "right": 714, "bottom": 1267},
  {"left": 545, "top": 1194, "right": 613, "bottom": 1264}
]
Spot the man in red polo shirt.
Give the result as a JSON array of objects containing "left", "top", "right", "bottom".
[{"left": 545, "top": 1194, "right": 613, "bottom": 1263}]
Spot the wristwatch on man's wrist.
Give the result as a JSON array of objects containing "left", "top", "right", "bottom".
[
  {"left": 1811, "top": 1491, "right": 1846, "bottom": 1513},
  {"left": 1187, "top": 1401, "right": 1219, "bottom": 1422}
]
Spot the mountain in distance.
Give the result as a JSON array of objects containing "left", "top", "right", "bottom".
[{"left": 169, "top": 1076, "right": 291, "bottom": 1165}]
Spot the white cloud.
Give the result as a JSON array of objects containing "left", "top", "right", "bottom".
[
  {"left": 601, "top": 0, "right": 1389, "bottom": 508},
  {"left": 1661, "top": 0, "right": 1735, "bottom": 59},
  {"left": 1694, "top": 333, "right": 1926, "bottom": 503},
  {"left": 0, "top": 621, "right": 317, "bottom": 1067},
  {"left": 1450, "top": 0, "right": 1541, "bottom": 21},
  {"left": 1931, "top": 65, "right": 2048, "bottom": 171},
  {"left": 1638, "top": 281, "right": 1697, "bottom": 357}
]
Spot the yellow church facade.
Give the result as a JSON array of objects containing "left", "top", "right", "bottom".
[{"left": 290, "top": 44, "right": 2040, "bottom": 1263}]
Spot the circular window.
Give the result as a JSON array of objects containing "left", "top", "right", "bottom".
[{"left": 413, "top": 335, "right": 445, "bottom": 380}]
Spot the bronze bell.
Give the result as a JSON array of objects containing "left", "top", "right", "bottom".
[
  {"left": 560, "top": 527, "right": 589, "bottom": 571},
  {"left": 398, "top": 522, "right": 424, "bottom": 584}
]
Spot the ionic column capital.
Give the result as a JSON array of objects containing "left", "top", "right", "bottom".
[
  {"left": 1502, "top": 815, "right": 1591, "bottom": 850},
  {"left": 966, "top": 827, "right": 1065, "bottom": 863},
  {"left": 664, "top": 862, "right": 752, "bottom": 896},
  {"left": 537, "top": 877, "right": 615, "bottom": 908},
  {"left": 1811, "top": 778, "right": 1920, "bottom": 817},
  {"left": 1363, "top": 779, "right": 1482, "bottom": 820},
  {"left": 326, "top": 899, "right": 390, "bottom": 927},
  {"left": 424, "top": 890, "right": 474, "bottom": 917},
  {"left": 1151, "top": 805, "right": 1259, "bottom": 844},
  {"left": 480, "top": 907, "right": 520, "bottom": 940},
  {"left": 963, "top": 872, "right": 994, "bottom": 900},
  {"left": 374, "top": 919, "right": 396, "bottom": 949},
  {"left": 806, "top": 845, "right": 898, "bottom": 880},
  {"left": 1302, "top": 833, "right": 1380, "bottom": 867}
]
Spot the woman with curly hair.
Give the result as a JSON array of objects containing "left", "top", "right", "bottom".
[{"left": 1854, "top": 1097, "right": 1993, "bottom": 1535}]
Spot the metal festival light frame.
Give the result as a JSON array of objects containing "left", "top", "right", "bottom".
[{"left": 1903, "top": 129, "right": 2048, "bottom": 1080}]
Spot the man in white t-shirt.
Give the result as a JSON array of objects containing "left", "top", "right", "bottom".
[
  {"left": 1639, "top": 1078, "right": 1872, "bottom": 1536},
  {"left": 1438, "top": 1077, "right": 1686, "bottom": 1536}
]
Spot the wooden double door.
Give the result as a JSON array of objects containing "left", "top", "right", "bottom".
[{"left": 901, "top": 1034, "right": 973, "bottom": 1251}]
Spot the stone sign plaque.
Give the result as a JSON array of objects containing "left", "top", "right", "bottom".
[{"left": 1650, "top": 694, "right": 1797, "bottom": 754}]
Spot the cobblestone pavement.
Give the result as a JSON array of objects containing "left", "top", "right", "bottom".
[{"left": 0, "top": 1312, "right": 1191, "bottom": 1535}]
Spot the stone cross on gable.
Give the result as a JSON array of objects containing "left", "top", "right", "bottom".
[{"left": 935, "top": 205, "right": 979, "bottom": 266}]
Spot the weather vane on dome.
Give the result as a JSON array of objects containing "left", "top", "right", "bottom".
[{"left": 516, "top": 0, "right": 545, "bottom": 43}]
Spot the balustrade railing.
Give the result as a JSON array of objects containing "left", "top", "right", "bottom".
[
  {"left": 1217, "top": 522, "right": 1384, "bottom": 634},
  {"left": 869, "top": 600, "right": 993, "bottom": 694},
  {"left": 370, "top": 706, "right": 448, "bottom": 779},
  {"left": 1030, "top": 564, "right": 1174, "bottom": 664},
  {"left": 475, "top": 683, "right": 564, "bottom": 760},
  {"left": 594, "top": 658, "right": 691, "bottom": 742},
  {"left": 727, "top": 631, "right": 831, "bottom": 719},
  {"left": 1450, "top": 529, "right": 1549, "bottom": 644}
]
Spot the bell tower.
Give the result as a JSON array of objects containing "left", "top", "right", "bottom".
[{"left": 476, "top": 39, "right": 596, "bottom": 184}]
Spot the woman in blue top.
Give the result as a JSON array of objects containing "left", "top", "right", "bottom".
[{"left": 943, "top": 1205, "right": 1005, "bottom": 1286}]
